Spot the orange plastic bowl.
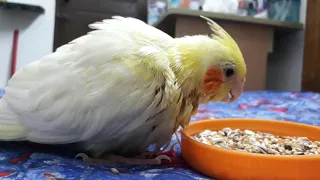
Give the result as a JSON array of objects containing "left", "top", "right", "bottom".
[{"left": 181, "top": 119, "right": 320, "bottom": 180}]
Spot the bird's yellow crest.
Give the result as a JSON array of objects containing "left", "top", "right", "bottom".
[{"left": 199, "top": 15, "right": 246, "bottom": 78}]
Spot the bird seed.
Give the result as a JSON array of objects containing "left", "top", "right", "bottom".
[
  {"left": 191, "top": 128, "right": 320, "bottom": 156},
  {"left": 110, "top": 168, "right": 120, "bottom": 175}
]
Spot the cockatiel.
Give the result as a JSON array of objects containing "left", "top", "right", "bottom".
[{"left": 0, "top": 16, "right": 246, "bottom": 164}]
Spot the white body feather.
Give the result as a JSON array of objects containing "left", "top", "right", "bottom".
[{"left": 0, "top": 17, "right": 184, "bottom": 156}]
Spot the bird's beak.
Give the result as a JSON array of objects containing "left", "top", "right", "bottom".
[{"left": 221, "top": 77, "right": 245, "bottom": 102}]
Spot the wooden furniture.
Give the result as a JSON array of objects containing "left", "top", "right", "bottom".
[
  {"left": 54, "top": 0, "right": 147, "bottom": 50},
  {"left": 302, "top": 0, "right": 320, "bottom": 92},
  {"left": 155, "top": 8, "right": 303, "bottom": 91}
]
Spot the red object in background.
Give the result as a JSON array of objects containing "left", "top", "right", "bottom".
[
  {"left": 238, "top": 0, "right": 244, "bottom": 8},
  {"left": 182, "top": 0, "right": 189, "bottom": 8},
  {"left": 10, "top": 29, "right": 19, "bottom": 78}
]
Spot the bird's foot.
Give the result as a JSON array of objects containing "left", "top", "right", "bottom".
[
  {"left": 139, "top": 142, "right": 179, "bottom": 159},
  {"left": 75, "top": 153, "right": 171, "bottom": 165}
]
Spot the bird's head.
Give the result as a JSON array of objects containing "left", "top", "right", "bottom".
[
  {"left": 199, "top": 16, "right": 246, "bottom": 103},
  {"left": 173, "top": 15, "right": 246, "bottom": 104}
]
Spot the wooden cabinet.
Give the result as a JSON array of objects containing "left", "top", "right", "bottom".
[
  {"left": 54, "top": 0, "right": 147, "bottom": 50},
  {"left": 302, "top": 0, "right": 320, "bottom": 92}
]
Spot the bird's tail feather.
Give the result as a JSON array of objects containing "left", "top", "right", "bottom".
[{"left": 0, "top": 99, "right": 26, "bottom": 141}]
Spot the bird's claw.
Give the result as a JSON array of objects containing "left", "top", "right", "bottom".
[
  {"left": 75, "top": 153, "right": 89, "bottom": 161},
  {"left": 155, "top": 154, "right": 171, "bottom": 163}
]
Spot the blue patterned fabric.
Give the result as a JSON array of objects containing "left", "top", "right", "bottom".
[{"left": 0, "top": 89, "right": 319, "bottom": 180}]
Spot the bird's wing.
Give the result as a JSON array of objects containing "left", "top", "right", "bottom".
[{"left": 3, "top": 16, "right": 179, "bottom": 144}]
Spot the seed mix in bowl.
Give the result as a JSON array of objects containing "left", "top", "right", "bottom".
[{"left": 192, "top": 128, "right": 320, "bottom": 155}]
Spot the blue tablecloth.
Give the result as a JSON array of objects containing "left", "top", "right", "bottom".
[{"left": 0, "top": 89, "right": 319, "bottom": 180}]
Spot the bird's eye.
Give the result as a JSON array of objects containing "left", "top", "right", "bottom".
[{"left": 224, "top": 68, "right": 234, "bottom": 77}]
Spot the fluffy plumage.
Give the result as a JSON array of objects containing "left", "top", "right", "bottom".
[{"left": 0, "top": 16, "right": 246, "bottom": 159}]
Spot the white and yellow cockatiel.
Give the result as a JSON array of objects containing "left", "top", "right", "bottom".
[{"left": 0, "top": 16, "right": 246, "bottom": 164}]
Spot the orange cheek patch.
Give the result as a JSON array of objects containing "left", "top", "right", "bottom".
[{"left": 202, "top": 67, "right": 223, "bottom": 94}]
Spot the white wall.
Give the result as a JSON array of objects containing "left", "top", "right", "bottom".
[
  {"left": 266, "top": 0, "right": 307, "bottom": 91},
  {"left": 0, "top": 0, "right": 55, "bottom": 87}
]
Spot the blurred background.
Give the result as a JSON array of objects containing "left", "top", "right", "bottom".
[{"left": 0, "top": 0, "right": 318, "bottom": 92}]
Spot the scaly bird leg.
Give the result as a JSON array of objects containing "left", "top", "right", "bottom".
[{"left": 75, "top": 153, "right": 171, "bottom": 165}]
